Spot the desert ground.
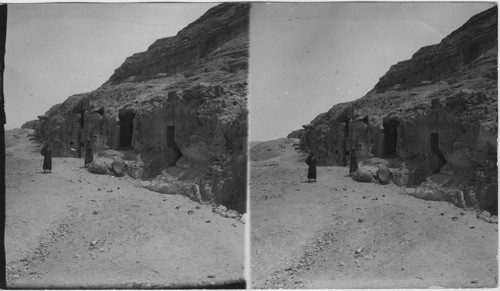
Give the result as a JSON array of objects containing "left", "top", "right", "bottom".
[
  {"left": 250, "top": 138, "right": 497, "bottom": 288},
  {"left": 5, "top": 128, "right": 245, "bottom": 288}
]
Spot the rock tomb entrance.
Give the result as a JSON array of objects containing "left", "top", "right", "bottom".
[
  {"left": 383, "top": 119, "right": 399, "bottom": 156},
  {"left": 167, "top": 126, "right": 182, "bottom": 167},
  {"left": 119, "top": 112, "right": 135, "bottom": 148},
  {"left": 430, "top": 132, "right": 447, "bottom": 174}
]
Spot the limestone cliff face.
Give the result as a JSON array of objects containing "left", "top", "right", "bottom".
[
  {"left": 33, "top": 3, "right": 249, "bottom": 212},
  {"left": 108, "top": 3, "right": 249, "bottom": 85},
  {"left": 297, "top": 6, "right": 497, "bottom": 213}
]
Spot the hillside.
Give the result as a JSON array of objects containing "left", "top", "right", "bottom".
[
  {"left": 30, "top": 3, "right": 249, "bottom": 212},
  {"left": 294, "top": 6, "right": 497, "bottom": 213}
]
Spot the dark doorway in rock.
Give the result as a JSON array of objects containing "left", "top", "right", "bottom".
[
  {"left": 430, "top": 133, "right": 447, "bottom": 173},
  {"left": 79, "top": 112, "right": 85, "bottom": 129},
  {"left": 119, "top": 112, "right": 135, "bottom": 148},
  {"left": 383, "top": 120, "right": 399, "bottom": 156},
  {"left": 167, "top": 126, "right": 182, "bottom": 167}
]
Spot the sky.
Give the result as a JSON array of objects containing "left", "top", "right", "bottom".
[
  {"left": 4, "top": 3, "right": 217, "bottom": 129},
  {"left": 249, "top": 2, "right": 496, "bottom": 142}
]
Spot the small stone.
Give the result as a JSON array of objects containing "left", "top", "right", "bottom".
[
  {"left": 240, "top": 213, "right": 247, "bottom": 224},
  {"left": 355, "top": 247, "right": 363, "bottom": 254},
  {"left": 207, "top": 274, "right": 216, "bottom": 279},
  {"left": 469, "top": 226, "right": 475, "bottom": 229},
  {"left": 440, "top": 213, "right": 445, "bottom": 216},
  {"left": 187, "top": 210, "right": 194, "bottom": 215},
  {"left": 471, "top": 280, "right": 479, "bottom": 284},
  {"left": 90, "top": 240, "right": 97, "bottom": 246},
  {"left": 452, "top": 217, "right": 458, "bottom": 221},
  {"left": 338, "top": 262, "right": 344, "bottom": 266},
  {"left": 205, "top": 220, "right": 211, "bottom": 223},
  {"left": 358, "top": 218, "right": 364, "bottom": 223},
  {"left": 92, "top": 210, "right": 99, "bottom": 215},
  {"left": 460, "top": 212, "right": 465, "bottom": 216}
]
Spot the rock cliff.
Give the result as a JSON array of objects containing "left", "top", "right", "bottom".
[
  {"left": 296, "top": 6, "right": 497, "bottom": 214},
  {"left": 32, "top": 3, "right": 249, "bottom": 213}
]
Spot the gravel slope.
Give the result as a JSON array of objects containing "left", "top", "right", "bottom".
[
  {"left": 250, "top": 138, "right": 497, "bottom": 288},
  {"left": 5, "top": 128, "right": 245, "bottom": 288}
]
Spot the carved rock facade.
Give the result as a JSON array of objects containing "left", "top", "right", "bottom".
[
  {"left": 33, "top": 3, "right": 249, "bottom": 213},
  {"left": 298, "top": 7, "right": 497, "bottom": 214}
]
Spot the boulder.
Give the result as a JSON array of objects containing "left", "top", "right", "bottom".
[
  {"left": 377, "top": 164, "right": 391, "bottom": 184},
  {"left": 112, "top": 156, "right": 126, "bottom": 177},
  {"left": 353, "top": 167, "right": 373, "bottom": 183},
  {"left": 88, "top": 159, "right": 111, "bottom": 175}
]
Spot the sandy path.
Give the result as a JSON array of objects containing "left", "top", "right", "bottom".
[
  {"left": 250, "top": 138, "right": 497, "bottom": 288},
  {"left": 5, "top": 129, "right": 245, "bottom": 288}
]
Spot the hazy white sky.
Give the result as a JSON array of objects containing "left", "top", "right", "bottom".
[
  {"left": 249, "top": 2, "right": 496, "bottom": 142},
  {"left": 5, "top": 3, "right": 217, "bottom": 129}
]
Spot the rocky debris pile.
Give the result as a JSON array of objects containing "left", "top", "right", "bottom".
[
  {"left": 212, "top": 204, "right": 246, "bottom": 223},
  {"left": 295, "top": 6, "right": 497, "bottom": 212},
  {"left": 476, "top": 210, "right": 498, "bottom": 224},
  {"left": 7, "top": 221, "right": 73, "bottom": 282},
  {"left": 405, "top": 178, "right": 466, "bottom": 209},
  {"left": 30, "top": 3, "right": 249, "bottom": 212},
  {"left": 141, "top": 176, "right": 202, "bottom": 202}
]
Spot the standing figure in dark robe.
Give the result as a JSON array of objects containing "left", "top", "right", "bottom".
[
  {"left": 84, "top": 139, "right": 93, "bottom": 167},
  {"left": 41, "top": 141, "right": 52, "bottom": 173},
  {"left": 349, "top": 147, "right": 358, "bottom": 175},
  {"left": 305, "top": 150, "right": 317, "bottom": 182}
]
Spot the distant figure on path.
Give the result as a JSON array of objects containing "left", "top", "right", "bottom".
[
  {"left": 40, "top": 141, "right": 52, "bottom": 173},
  {"left": 305, "top": 150, "right": 317, "bottom": 182},
  {"left": 349, "top": 147, "right": 358, "bottom": 175},
  {"left": 84, "top": 139, "right": 93, "bottom": 167}
]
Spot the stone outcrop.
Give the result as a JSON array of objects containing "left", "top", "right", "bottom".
[
  {"left": 21, "top": 119, "right": 39, "bottom": 130},
  {"left": 296, "top": 7, "right": 497, "bottom": 213},
  {"left": 32, "top": 3, "right": 249, "bottom": 212}
]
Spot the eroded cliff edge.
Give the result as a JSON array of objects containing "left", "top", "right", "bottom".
[
  {"left": 32, "top": 3, "right": 249, "bottom": 213},
  {"left": 294, "top": 6, "right": 497, "bottom": 214}
]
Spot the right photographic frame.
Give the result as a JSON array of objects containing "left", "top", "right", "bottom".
[{"left": 249, "top": 2, "right": 498, "bottom": 288}]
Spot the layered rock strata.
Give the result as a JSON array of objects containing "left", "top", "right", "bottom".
[
  {"left": 32, "top": 3, "right": 249, "bottom": 212},
  {"left": 297, "top": 6, "right": 497, "bottom": 213}
]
